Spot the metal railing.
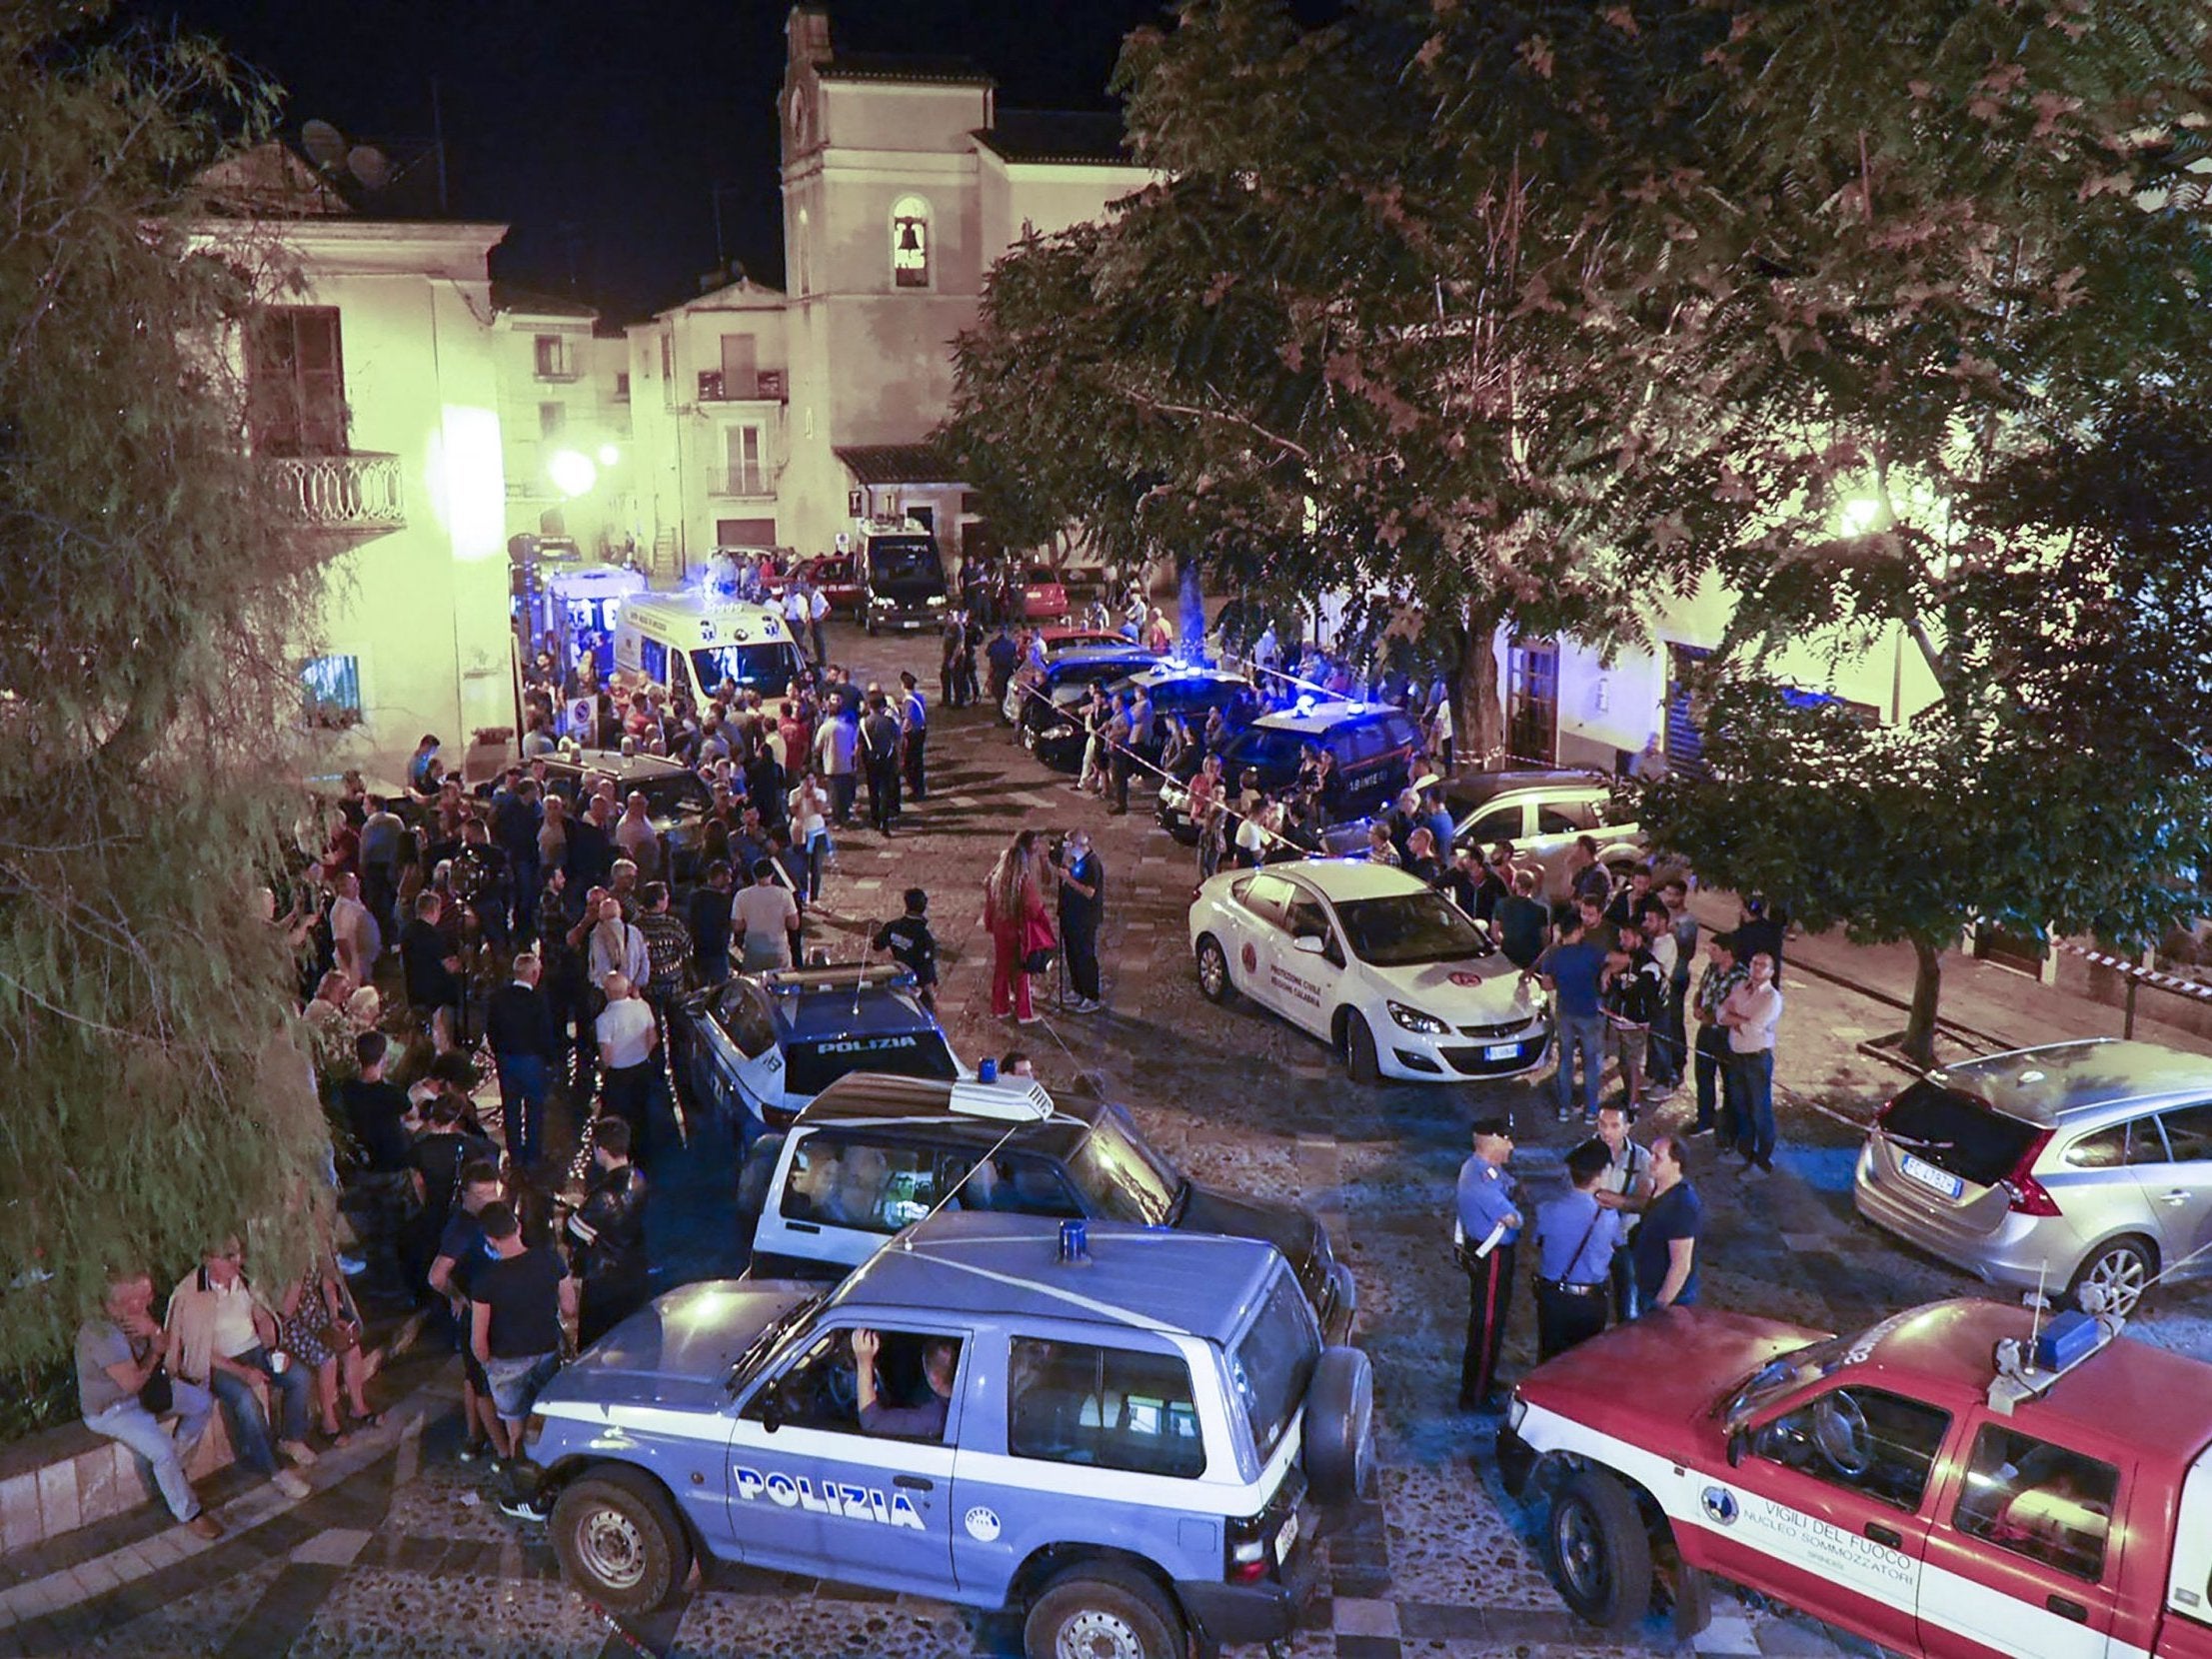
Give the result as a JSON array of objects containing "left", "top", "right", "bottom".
[{"left": 268, "top": 452, "right": 405, "bottom": 534}]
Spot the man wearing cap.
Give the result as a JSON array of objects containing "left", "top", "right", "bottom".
[
  {"left": 1455, "top": 1116, "right": 1521, "bottom": 1414},
  {"left": 1531, "top": 1139, "right": 1625, "bottom": 1360}
]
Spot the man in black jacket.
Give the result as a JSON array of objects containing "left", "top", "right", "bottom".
[
  {"left": 567, "top": 1116, "right": 650, "bottom": 1347},
  {"left": 860, "top": 694, "right": 904, "bottom": 833},
  {"left": 487, "top": 951, "right": 558, "bottom": 1172}
]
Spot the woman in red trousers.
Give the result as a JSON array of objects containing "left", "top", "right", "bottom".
[{"left": 984, "top": 830, "right": 1053, "bottom": 1023}]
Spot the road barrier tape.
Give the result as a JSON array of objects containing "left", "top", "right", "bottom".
[{"left": 2058, "top": 938, "right": 2212, "bottom": 1001}]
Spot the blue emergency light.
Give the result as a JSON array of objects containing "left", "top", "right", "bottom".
[{"left": 2034, "top": 1309, "right": 2100, "bottom": 1372}]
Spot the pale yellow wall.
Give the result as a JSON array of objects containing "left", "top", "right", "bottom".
[
  {"left": 281, "top": 231, "right": 512, "bottom": 768},
  {"left": 984, "top": 156, "right": 1151, "bottom": 260},
  {"left": 817, "top": 77, "right": 990, "bottom": 158}
]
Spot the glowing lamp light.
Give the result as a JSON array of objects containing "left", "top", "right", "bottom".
[
  {"left": 597, "top": 442, "right": 621, "bottom": 467},
  {"left": 1839, "top": 495, "right": 1885, "bottom": 536},
  {"left": 548, "top": 449, "right": 599, "bottom": 499}
]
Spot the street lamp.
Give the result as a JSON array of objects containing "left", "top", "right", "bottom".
[{"left": 548, "top": 448, "right": 598, "bottom": 499}]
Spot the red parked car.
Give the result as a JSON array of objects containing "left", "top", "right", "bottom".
[
  {"left": 797, "top": 553, "right": 863, "bottom": 612},
  {"left": 1017, "top": 563, "right": 1071, "bottom": 622},
  {"left": 1500, "top": 1294, "right": 2212, "bottom": 1659}
]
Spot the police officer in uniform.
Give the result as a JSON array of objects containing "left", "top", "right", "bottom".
[
  {"left": 1455, "top": 1115, "right": 1521, "bottom": 1413},
  {"left": 1532, "top": 1139, "right": 1626, "bottom": 1361}
]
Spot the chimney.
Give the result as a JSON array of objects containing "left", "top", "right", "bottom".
[{"left": 788, "top": 6, "right": 831, "bottom": 71}]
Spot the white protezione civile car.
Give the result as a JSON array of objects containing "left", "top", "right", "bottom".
[{"left": 1187, "top": 858, "right": 1551, "bottom": 1083}]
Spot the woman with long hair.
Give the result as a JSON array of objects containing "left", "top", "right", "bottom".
[{"left": 983, "top": 830, "right": 1051, "bottom": 1023}]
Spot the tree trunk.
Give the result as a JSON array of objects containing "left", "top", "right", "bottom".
[
  {"left": 1175, "top": 550, "right": 1205, "bottom": 664},
  {"left": 1901, "top": 935, "right": 1944, "bottom": 1067},
  {"left": 1453, "top": 599, "right": 1505, "bottom": 769}
]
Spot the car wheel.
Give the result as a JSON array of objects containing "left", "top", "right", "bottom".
[
  {"left": 1669, "top": 1559, "right": 1714, "bottom": 1642},
  {"left": 1344, "top": 1010, "right": 1381, "bottom": 1085},
  {"left": 550, "top": 1467, "right": 693, "bottom": 1615},
  {"left": 1195, "top": 934, "right": 1235, "bottom": 1004},
  {"left": 1023, "top": 1563, "right": 1184, "bottom": 1659},
  {"left": 2068, "top": 1234, "right": 2156, "bottom": 1317},
  {"left": 1546, "top": 1468, "right": 1653, "bottom": 1633},
  {"left": 1302, "top": 1345, "right": 1374, "bottom": 1505}
]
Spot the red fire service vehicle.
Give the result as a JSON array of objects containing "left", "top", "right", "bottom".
[{"left": 1498, "top": 1295, "right": 2212, "bottom": 1658}]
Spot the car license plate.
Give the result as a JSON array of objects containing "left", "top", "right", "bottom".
[
  {"left": 1899, "top": 1152, "right": 1964, "bottom": 1199},
  {"left": 1274, "top": 1510, "right": 1299, "bottom": 1563},
  {"left": 1484, "top": 1042, "right": 1521, "bottom": 1061}
]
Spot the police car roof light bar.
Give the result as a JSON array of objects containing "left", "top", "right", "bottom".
[{"left": 947, "top": 1078, "right": 1055, "bottom": 1122}]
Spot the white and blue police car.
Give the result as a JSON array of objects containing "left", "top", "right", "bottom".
[
  {"left": 518, "top": 1194, "right": 1372, "bottom": 1658},
  {"left": 668, "top": 962, "right": 966, "bottom": 1140}
]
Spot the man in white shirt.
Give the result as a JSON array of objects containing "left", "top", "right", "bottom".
[
  {"left": 783, "top": 584, "right": 812, "bottom": 661},
  {"left": 329, "top": 871, "right": 381, "bottom": 985},
  {"left": 1719, "top": 950, "right": 1784, "bottom": 1174},
  {"left": 596, "top": 972, "right": 659, "bottom": 1149},
  {"left": 165, "top": 1241, "right": 314, "bottom": 1499},
  {"left": 733, "top": 858, "right": 802, "bottom": 971},
  {"left": 807, "top": 582, "right": 830, "bottom": 665}
]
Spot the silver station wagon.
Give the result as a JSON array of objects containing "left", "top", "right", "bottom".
[{"left": 1854, "top": 1038, "right": 2212, "bottom": 1314}]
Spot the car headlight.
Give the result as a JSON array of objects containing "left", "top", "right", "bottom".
[
  {"left": 927, "top": 594, "right": 947, "bottom": 606},
  {"left": 523, "top": 1412, "right": 547, "bottom": 1448},
  {"left": 1387, "top": 1000, "right": 1449, "bottom": 1034},
  {"left": 1506, "top": 1392, "right": 1527, "bottom": 1433}
]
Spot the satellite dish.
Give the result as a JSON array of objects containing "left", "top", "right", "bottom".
[
  {"left": 348, "top": 146, "right": 391, "bottom": 191},
  {"left": 302, "top": 119, "right": 347, "bottom": 170}
]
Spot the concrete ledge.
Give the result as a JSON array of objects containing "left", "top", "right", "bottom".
[{"left": 0, "top": 1409, "right": 238, "bottom": 1554}]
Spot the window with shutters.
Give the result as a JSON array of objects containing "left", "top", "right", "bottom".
[{"left": 247, "top": 307, "right": 347, "bottom": 456}]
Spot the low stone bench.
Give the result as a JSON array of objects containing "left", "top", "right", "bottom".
[{"left": 0, "top": 1407, "right": 238, "bottom": 1553}]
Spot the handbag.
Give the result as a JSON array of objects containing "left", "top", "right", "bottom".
[
  {"left": 138, "top": 1358, "right": 174, "bottom": 1415},
  {"left": 1023, "top": 946, "right": 1056, "bottom": 975}
]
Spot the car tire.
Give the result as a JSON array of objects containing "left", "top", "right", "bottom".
[
  {"left": 1344, "top": 1011, "right": 1381, "bottom": 1085},
  {"left": 1195, "top": 934, "right": 1235, "bottom": 1004},
  {"left": 1302, "top": 1345, "right": 1374, "bottom": 1506},
  {"left": 2067, "top": 1233, "right": 2156, "bottom": 1317},
  {"left": 1546, "top": 1468, "right": 1652, "bottom": 1633},
  {"left": 550, "top": 1466, "right": 693, "bottom": 1615},
  {"left": 1023, "top": 1562, "right": 1184, "bottom": 1659},
  {"left": 1670, "top": 1558, "right": 1714, "bottom": 1642}
]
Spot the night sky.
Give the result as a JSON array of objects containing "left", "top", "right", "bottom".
[{"left": 130, "top": 0, "right": 1177, "bottom": 320}]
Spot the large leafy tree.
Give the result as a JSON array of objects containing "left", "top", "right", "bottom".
[
  {"left": 946, "top": 0, "right": 1733, "bottom": 746},
  {"left": 0, "top": 5, "right": 333, "bottom": 1364},
  {"left": 1621, "top": 0, "right": 2212, "bottom": 1060}
]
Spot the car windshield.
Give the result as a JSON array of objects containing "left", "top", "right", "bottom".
[
  {"left": 728, "top": 1291, "right": 827, "bottom": 1392},
  {"left": 1721, "top": 1331, "right": 1863, "bottom": 1427},
  {"left": 868, "top": 538, "right": 943, "bottom": 591},
  {"left": 1221, "top": 726, "right": 1310, "bottom": 775},
  {"left": 782, "top": 1027, "right": 960, "bottom": 1097},
  {"left": 692, "top": 643, "right": 801, "bottom": 697},
  {"left": 1064, "top": 1104, "right": 1183, "bottom": 1226},
  {"left": 1227, "top": 1265, "right": 1320, "bottom": 1464},
  {"left": 635, "top": 774, "right": 712, "bottom": 822},
  {"left": 1333, "top": 892, "right": 1494, "bottom": 966}
]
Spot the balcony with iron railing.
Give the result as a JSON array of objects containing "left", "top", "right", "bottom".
[
  {"left": 696, "top": 368, "right": 788, "bottom": 404},
  {"left": 267, "top": 452, "right": 406, "bottom": 537}
]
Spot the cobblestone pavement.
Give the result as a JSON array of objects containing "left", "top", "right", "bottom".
[{"left": 7, "top": 619, "right": 2208, "bottom": 1659}]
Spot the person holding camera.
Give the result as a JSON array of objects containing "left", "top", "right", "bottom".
[{"left": 1056, "top": 830, "right": 1106, "bottom": 1013}]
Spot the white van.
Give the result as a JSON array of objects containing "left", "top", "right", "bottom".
[{"left": 613, "top": 590, "right": 805, "bottom": 704}]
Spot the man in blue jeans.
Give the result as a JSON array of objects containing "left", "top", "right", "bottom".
[
  {"left": 1539, "top": 913, "right": 1609, "bottom": 1123},
  {"left": 1719, "top": 949, "right": 1785, "bottom": 1173},
  {"left": 78, "top": 1270, "right": 225, "bottom": 1538},
  {"left": 165, "top": 1240, "right": 313, "bottom": 1500}
]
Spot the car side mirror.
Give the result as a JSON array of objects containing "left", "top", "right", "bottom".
[
  {"left": 1726, "top": 1427, "right": 1747, "bottom": 1469},
  {"left": 760, "top": 1396, "right": 784, "bottom": 1434},
  {"left": 1292, "top": 932, "right": 1327, "bottom": 955}
]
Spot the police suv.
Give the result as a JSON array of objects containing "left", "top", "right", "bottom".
[
  {"left": 668, "top": 964, "right": 963, "bottom": 1138},
  {"left": 1500, "top": 1293, "right": 2212, "bottom": 1659},
  {"left": 521, "top": 1198, "right": 1373, "bottom": 1659},
  {"left": 738, "top": 1072, "right": 1355, "bottom": 1342}
]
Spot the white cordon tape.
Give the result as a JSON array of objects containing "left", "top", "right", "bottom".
[{"left": 2059, "top": 939, "right": 2212, "bottom": 1002}]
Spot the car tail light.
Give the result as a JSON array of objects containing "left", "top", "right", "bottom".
[
  {"left": 2003, "top": 1129, "right": 2060, "bottom": 1215},
  {"left": 1874, "top": 1090, "right": 1902, "bottom": 1128},
  {"left": 1224, "top": 1512, "right": 1271, "bottom": 1583}
]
